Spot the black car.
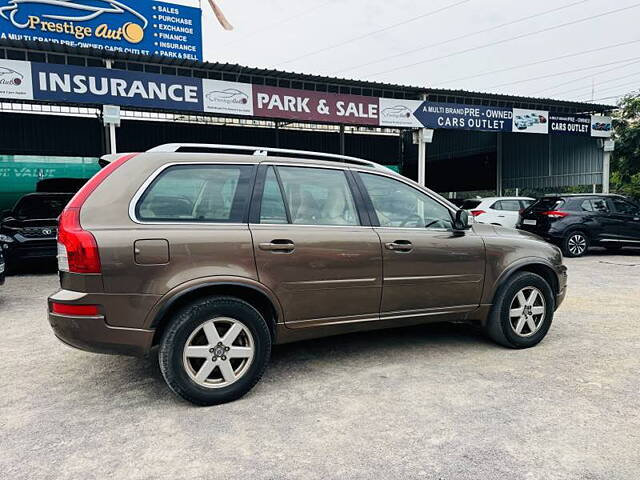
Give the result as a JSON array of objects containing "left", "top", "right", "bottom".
[
  {"left": 517, "top": 194, "right": 640, "bottom": 257},
  {"left": 0, "top": 193, "right": 74, "bottom": 271}
]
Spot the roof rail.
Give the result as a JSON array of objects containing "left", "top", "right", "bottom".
[{"left": 147, "top": 143, "right": 382, "bottom": 169}]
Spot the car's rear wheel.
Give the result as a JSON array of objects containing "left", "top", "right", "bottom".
[
  {"left": 159, "top": 296, "right": 271, "bottom": 406},
  {"left": 562, "top": 231, "right": 589, "bottom": 258},
  {"left": 486, "top": 271, "right": 554, "bottom": 349}
]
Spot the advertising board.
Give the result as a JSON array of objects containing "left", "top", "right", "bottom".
[
  {"left": 0, "top": 0, "right": 202, "bottom": 60},
  {"left": 0, "top": 59, "right": 614, "bottom": 137}
]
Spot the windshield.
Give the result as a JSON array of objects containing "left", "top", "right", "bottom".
[
  {"left": 12, "top": 195, "right": 73, "bottom": 220},
  {"left": 528, "top": 197, "right": 565, "bottom": 212}
]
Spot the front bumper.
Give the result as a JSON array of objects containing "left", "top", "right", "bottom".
[
  {"left": 555, "top": 264, "right": 568, "bottom": 309},
  {"left": 48, "top": 291, "right": 155, "bottom": 357},
  {"left": 3, "top": 238, "right": 57, "bottom": 263}
]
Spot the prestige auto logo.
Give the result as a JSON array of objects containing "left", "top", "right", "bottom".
[
  {"left": 0, "top": 0, "right": 148, "bottom": 44},
  {"left": 382, "top": 105, "right": 413, "bottom": 120},
  {"left": 206, "top": 88, "right": 250, "bottom": 106},
  {"left": 0, "top": 66, "right": 24, "bottom": 86}
]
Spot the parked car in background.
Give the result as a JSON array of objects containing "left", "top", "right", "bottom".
[
  {"left": 463, "top": 197, "right": 535, "bottom": 229},
  {"left": 0, "top": 193, "right": 73, "bottom": 271},
  {"left": 517, "top": 194, "right": 640, "bottom": 257},
  {"left": 48, "top": 144, "right": 567, "bottom": 406}
]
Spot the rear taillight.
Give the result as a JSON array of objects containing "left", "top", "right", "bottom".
[
  {"left": 51, "top": 303, "right": 99, "bottom": 316},
  {"left": 57, "top": 153, "right": 137, "bottom": 274},
  {"left": 57, "top": 208, "right": 101, "bottom": 273},
  {"left": 470, "top": 210, "right": 486, "bottom": 217},
  {"left": 542, "top": 210, "right": 569, "bottom": 219}
]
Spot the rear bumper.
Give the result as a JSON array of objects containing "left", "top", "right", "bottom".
[{"left": 48, "top": 291, "right": 155, "bottom": 357}]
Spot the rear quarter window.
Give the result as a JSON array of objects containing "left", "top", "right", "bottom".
[{"left": 135, "top": 164, "right": 254, "bottom": 223}]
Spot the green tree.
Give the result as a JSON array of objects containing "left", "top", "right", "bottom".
[{"left": 611, "top": 93, "right": 640, "bottom": 199}]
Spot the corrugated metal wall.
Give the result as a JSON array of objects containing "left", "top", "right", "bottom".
[
  {"left": 502, "top": 133, "right": 603, "bottom": 189},
  {"left": 428, "top": 130, "right": 497, "bottom": 161}
]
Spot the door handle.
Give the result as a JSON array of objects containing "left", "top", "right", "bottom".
[
  {"left": 385, "top": 241, "right": 413, "bottom": 252},
  {"left": 259, "top": 240, "right": 295, "bottom": 253}
]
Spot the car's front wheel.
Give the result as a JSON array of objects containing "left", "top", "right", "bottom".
[
  {"left": 159, "top": 296, "right": 271, "bottom": 406},
  {"left": 562, "top": 231, "right": 589, "bottom": 258},
  {"left": 486, "top": 271, "right": 555, "bottom": 349}
]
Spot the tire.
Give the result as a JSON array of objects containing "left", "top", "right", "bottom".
[
  {"left": 486, "top": 272, "right": 555, "bottom": 349},
  {"left": 562, "top": 230, "right": 589, "bottom": 258},
  {"left": 159, "top": 296, "right": 271, "bottom": 406}
]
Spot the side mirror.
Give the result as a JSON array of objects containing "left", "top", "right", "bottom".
[
  {"left": 453, "top": 209, "right": 470, "bottom": 231},
  {"left": 0, "top": 210, "right": 12, "bottom": 221}
]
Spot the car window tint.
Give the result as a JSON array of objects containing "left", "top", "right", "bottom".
[
  {"left": 461, "top": 199, "right": 481, "bottom": 210},
  {"left": 581, "top": 200, "right": 594, "bottom": 212},
  {"left": 520, "top": 200, "right": 534, "bottom": 209},
  {"left": 591, "top": 198, "right": 609, "bottom": 213},
  {"left": 612, "top": 198, "right": 639, "bottom": 215},
  {"left": 260, "top": 167, "right": 288, "bottom": 224},
  {"left": 277, "top": 167, "right": 359, "bottom": 226},
  {"left": 491, "top": 201, "right": 503, "bottom": 210},
  {"left": 136, "top": 165, "right": 252, "bottom": 222},
  {"left": 360, "top": 173, "right": 453, "bottom": 230}
]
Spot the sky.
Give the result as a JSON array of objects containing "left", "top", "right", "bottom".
[{"left": 184, "top": 0, "right": 640, "bottom": 105}]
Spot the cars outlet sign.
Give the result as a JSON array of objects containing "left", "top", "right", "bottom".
[
  {"left": 0, "top": 59, "right": 613, "bottom": 137},
  {"left": 0, "top": 0, "right": 202, "bottom": 60}
]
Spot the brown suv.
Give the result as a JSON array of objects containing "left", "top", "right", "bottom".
[{"left": 48, "top": 144, "right": 567, "bottom": 405}]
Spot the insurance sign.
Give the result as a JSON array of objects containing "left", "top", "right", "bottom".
[{"left": 0, "top": 0, "right": 202, "bottom": 60}]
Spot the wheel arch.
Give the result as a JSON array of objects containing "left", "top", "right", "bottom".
[
  {"left": 148, "top": 278, "right": 283, "bottom": 346},
  {"left": 493, "top": 259, "right": 560, "bottom": 299}
]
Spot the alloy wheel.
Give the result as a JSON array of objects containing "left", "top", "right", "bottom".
[
  {"left": 182, "top": 317, "right": 255, "bottom": 389},
  {"left": 567, "top": 234, "right": 587, "bottom": 256},
  {"left": 509, "top": 287, "right": 546, "bottom": 337}
]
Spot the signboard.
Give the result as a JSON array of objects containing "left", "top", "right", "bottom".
[
  {"left": 253, "top": 86, "right": 379, "bottom": 125},
  {"left": 549, "top": 114, "right": 591, "bottom": 136},
  {"left": 591, "top": 115, "right": 613, "bottom": 138},
  {"left": 379, "top": 99, "right": 422, "bottom": 128},
  {"left": 0, "top": 59, "right": 614, "bottom": 137},
  {"left": 512, "top": 108, "right": 549, "bottom": 135},
  {"left": 102, "top": 104, "right": 120, "bottom": 126},
  {"left": 413, "top": 102, "right": 513, "bottom": 132},
  {"left": 0, "top": 0, "right": 202, "bottom": 60}
]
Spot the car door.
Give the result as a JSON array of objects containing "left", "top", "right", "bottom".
[
  {"left": 608, "top": 197, "right": 640, "bottom": 243},
  {"left": 355, "top": 171, "right": 485, "bottom": 321},
  {"left": 249, "top": 165, "right": 382, "bottom": 329}
]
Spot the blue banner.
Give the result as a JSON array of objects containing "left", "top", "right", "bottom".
[
  {"left": 414, "top": 102, "right": 513, "bottom": 132},
  {"left": 31, "top": 62, "right": 203, "bottom": 110},
  {"left": 0, "top": 0, "right": 202, "bottom": 61}
]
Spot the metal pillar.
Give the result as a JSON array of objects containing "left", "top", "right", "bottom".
[
  {"left": 104, "top": 59, "right": 117, "bottom": 155},
  {"left": 602, "top": 150, "right": 611, "bottom": 194},
  {"left": 417, "top": 128, "right": 427, "bottom": 187},
  {"left": 496, "top": 132, "right": 503, "bottom": 196},
  {"left": 339, "top": 125, "right": 345, "bottom": 155}
]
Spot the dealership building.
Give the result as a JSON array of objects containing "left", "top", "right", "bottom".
[{"left": 0, "top": 5, "right": 615, "bottom": 210}]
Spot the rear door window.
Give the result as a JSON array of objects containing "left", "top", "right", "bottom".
[
  {"left": 591, "top": 198, "right": 609, "bottom": 213},
  {"left": 276, "top": 166, "right": 360, "bottom": 226},
  {"left": 136, "top": 165, "right": 254, "bottom": 222},
  {"left": 496, "top": 200, "right": 521, "bottom": 211}
]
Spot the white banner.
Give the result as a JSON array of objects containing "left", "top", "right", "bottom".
[
  {"left": 202, "top": 79, "right": 254, "bottom": 116},
  {"left": 513, "top": 108, "right": 549, "bottom": 134},
  {"left": 0, "top": 59, "right": 33, "bottom": 101},
  {"left": 590, "top": 116, "right": 613, "bottom": 138},
  {"left": 379, "top": 98, "right": 422, "bottom": 128}
]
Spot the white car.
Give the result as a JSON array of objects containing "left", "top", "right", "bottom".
[{"left": 462, "top": 197, "right": 535, "bottom": 229}]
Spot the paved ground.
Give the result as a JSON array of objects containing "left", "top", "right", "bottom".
[{"left": 1, "top": 249, "right": 640, "bottom": 480}]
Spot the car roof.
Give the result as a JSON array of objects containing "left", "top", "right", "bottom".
[{"left": 474, "top": 197, "right": 535, "bottom": 202}]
